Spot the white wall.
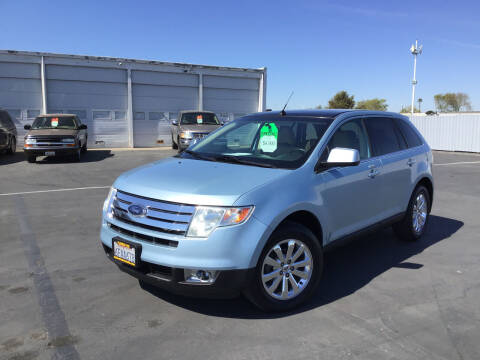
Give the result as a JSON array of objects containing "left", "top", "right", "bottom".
[{"left": 409, "top": 113, "right": 480, "bottom": 153}]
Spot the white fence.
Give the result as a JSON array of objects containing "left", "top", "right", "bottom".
[{"left": 408, "top": 113, "right": 480, "bottom": 153}]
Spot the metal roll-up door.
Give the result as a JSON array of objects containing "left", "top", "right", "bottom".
[
  {"left": 203, "top": 75, "right": 259, "bottom": 122},
  {"left": 132, "top": 70, "right": 198, "bottom": 147},
  {"left": 0, "top": 62, "right": 42, "bottom": 144},
  {"left": 46, "top": 65, "right": 128, "bottom": 147}
]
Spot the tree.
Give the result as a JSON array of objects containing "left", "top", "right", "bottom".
[
  {"left": 355, "top": 98, "right": 388, "bottom": 111},
  {"left": 327, "top": 91, "right": 355, "bottom": 109},
  {"left": 315, "top": 104, "right": 323, "bottom": 109},
  {"left": 434, "top": 92, "right": 472, "bottom": 112},
  {"left": 399, "top": 105, "right": 420, "bottom": 113}
]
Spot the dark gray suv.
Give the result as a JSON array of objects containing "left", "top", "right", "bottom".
[{"left": 0, "top": 110, "right": 17, "bottom": 155}]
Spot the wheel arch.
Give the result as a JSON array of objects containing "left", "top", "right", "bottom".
[
  {"left": 275, "top": 210, "right": 324, "bottom": 247},
  {"left": 415, "top": 177, "right": 434, "bottom": 212}
]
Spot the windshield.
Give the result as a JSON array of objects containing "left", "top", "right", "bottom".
[
  {"left": 32, "top": 116, "right": 78, "bottom": 129},
  {"left": 181, "top": 112, "right": 219, "bottom": 125},
  {"left": 181, "top": 116, "right": 333, "bottom": 169}
]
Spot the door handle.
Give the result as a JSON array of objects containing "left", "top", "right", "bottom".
[{"left": 407, "top": 158, "right": 416, "bottom": 167}]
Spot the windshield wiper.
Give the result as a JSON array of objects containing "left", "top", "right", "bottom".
[
  {"left": 214, "top": 155, "right": 277, "bottom": 168},
  {"left": 183, "top": 150, "right": 218, "bottom": 162}
]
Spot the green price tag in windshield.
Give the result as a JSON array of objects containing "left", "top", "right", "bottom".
[{"left": 259, "top": 123, "right": 278, "bottom": 153}]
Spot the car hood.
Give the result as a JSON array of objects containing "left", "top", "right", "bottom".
[
  {"left": 26, "top": 129, "right": 78, "bottom": 136},
  {"left": 179, "top": 124, "right": 220, "bottom": 133},
  {"left": 113, "top": 157, "right": 289, "bottom": 206}
]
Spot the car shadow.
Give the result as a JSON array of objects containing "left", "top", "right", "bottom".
[
  {"left": 34, "top": 150, "right": 114, "bottom": 164},
  {"left": 0, "top": 150, "right": 26, "bottom": 165},
  {"left": 140, "top": 215, "right": 463, "bottom": 318}
]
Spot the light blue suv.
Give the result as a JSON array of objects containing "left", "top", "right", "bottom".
[{"left": 101, "top": 110, "right": 434, "bottom": 311}]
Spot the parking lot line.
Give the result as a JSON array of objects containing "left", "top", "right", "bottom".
[
  {"left": 434, "top": 161, "right": 480, "bottom": 166},
  {"left": 0, "top": 186, "right": 110, "bottom": 197}
]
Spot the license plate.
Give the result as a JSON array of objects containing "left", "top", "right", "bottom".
[
  {"left": 45, "top": 151, "right": 55, "bottom": 156},
  {"left": 113, "top": 239, "right": 138, "bottom": 267}
]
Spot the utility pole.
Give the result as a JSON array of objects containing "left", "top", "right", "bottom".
[{"left": 410, "top": 40, "right": 422, "bottom": 116}]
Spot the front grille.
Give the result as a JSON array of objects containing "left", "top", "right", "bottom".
[
  {"left": 107, "top": 222, "right": 178, "bottom": 247},
  {"left": 111, "top": 190, "right": 195, "bottom": 236},
  {"left": 27, "top": 136, "right": 75, "bottom": 147}
]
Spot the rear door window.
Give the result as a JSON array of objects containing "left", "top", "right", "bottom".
[
  {"left": 364, "top": 117, "right": 403, "bottom": 156},
  {"left": 395, "top": 118, "right": 423, "bottom": 148}
]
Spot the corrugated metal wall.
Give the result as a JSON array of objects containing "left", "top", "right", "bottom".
[
  {"left": 409, "top": 114, "right": 480, "bottom": 153},
  {"left": 0, "top": 62, "right": 42, "bottom": 145},
  {"left": 0, "top": 51, "right": 266, "bottom": 148}
]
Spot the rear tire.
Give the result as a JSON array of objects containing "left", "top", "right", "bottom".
[
  {"left": 177, "top": 137, "right": 182, "bottom": 153},
  {"left": 27, "top": 155, "right": 36, "bottom": 163},
  {"left": 393, "top": 185, "right": 430, "bottom": 241},
  {"left": 6, "top": 136, "right": 15, "bottom": 155},
  {"left": 243, "top": 221, "right": 323, "bottom": 312},
  {"left": 172, "top": 135, "right": 178, "bottom": 149}
]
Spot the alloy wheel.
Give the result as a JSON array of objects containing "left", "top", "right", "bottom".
[
  {"left": 261, "top": 239, "right": 313, "bottom": 300},
  {"left": 412, "top": 193, "right": 427, "bottom": 233}
]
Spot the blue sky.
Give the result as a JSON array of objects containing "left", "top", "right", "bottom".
[{"left": 1, "top": 0, "right": 479, "bottom": 112}]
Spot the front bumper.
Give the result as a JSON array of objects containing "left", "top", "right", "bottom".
[
  {"left": 24, "top": 146, "right": 79, "bottom": 156},
  {"left": 100, "top": 212, "right": 269, "bottom": 297},
  {"left": 102, "top": 244, "right": 254, "bottom": 298}
]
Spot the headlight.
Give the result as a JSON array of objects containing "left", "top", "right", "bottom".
[
  {"left": 187, "top": 206, "right": 253, "bottom": 237},
  {"left": 103, "top": 187, "right": 117, "bottom": 218},
  {"left": 61, "top": 138, "right": 75, "bottom": 143},
  {"left": 180, "top": 131, "right": 193, "bottom": 139},
  {"left": 25, "top": 138, "right": 36, "bottom": 144}
]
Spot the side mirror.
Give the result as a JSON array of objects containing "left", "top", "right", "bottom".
[
  {"left": 220, "top": 121, "right": 225, "bottom": 126},
  {"left": 24, "top": 124, "right": 31, "bottom": 130},
  {"left": 78, "top": 124, "right": 87, "bottom": 130},
  {"left": 172, "top": 120, "right": 178, "bottom": 126},
  {"left": 315, "top": 147, "right": 360, "bottom": 172}
]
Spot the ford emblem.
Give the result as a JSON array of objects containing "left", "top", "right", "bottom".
[{"left": 128, "top": 204, "right": 147, "bottom": 217}]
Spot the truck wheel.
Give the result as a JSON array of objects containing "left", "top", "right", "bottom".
[
  {"left": 81, "top": 139, "right": 88, "bottom": 153},
  {"left": 393, "top": 185, "right": 430, "bottom": 241},
  {"left": 244, "top": 221, "right": 323, "bottom": 312},
  {"left": 172, "top": 135, "right": 178, "bottom": 149},
  {"left": 27, "top": 155, "right": 36, "bottom": 163},
  {"left": 73, "top": 148, "right": 82, "bottom": 162},
  {"left": 6, "top": 136, "right": 16, "bottom": 155},
  {"left": 177, "top": 137, "right": 182, "bottom": 153}
]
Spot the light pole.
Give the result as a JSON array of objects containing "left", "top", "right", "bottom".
[{"left": 410, "top": 40, "right": 423, "bottom": 116}]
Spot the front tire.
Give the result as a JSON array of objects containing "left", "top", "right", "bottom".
[
  {"left": 393, "top": 185, "right": 430, "bottom": 241},
  {"left": 81, "top": 139, "right": 87, "bottom": 153},
  {"left": 172, "top": 135, "right": 178, "bottom": 149},
  {"left": 27, "top": 155, "right": 36, "bottom": 163},
  {"left": 6, "top": 136, "right": 16, "bottom": 155},
  {"left": 73, "top": 148, "right": 81, "bottom": 162},
  {"left": 244, "top": 221, "right": 323, "bottom": 312}
]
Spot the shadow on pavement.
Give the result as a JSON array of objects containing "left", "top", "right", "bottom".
[
  {"left": 0, "top": 151, "right": 25, "bottom": 165},
  {"left": 140, "top": 215, "right": 463, "bottom": 318},
  {"left": 35, "top": 150, "right": 114, "bottom": 164}
]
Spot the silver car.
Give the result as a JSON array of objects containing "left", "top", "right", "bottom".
[
  {"left": 101, "top": 109, "right": 433, "bottom": 311},
  {"left": 171, "top": 110, "right": 222, "bottom": 151}
]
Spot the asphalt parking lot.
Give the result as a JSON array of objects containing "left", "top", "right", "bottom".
[{"left": 0, "top": 149, "right": 479, "bottom": 360}]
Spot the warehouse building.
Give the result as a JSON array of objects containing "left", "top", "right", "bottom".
[{"left": 0, "top": 50, "right": 266, "bottom": 147}]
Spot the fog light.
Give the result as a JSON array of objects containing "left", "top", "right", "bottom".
[{"left": 183, "top": 269, "right": 219, "bottom": 284}]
